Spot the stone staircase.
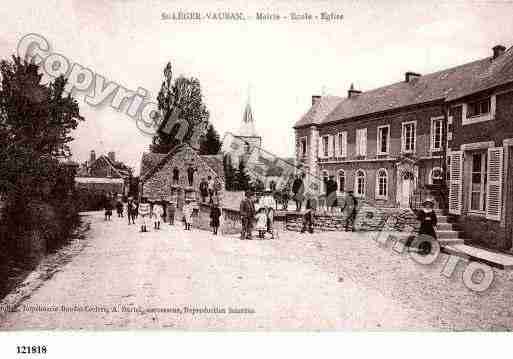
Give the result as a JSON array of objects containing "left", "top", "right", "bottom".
[
  {"left": 434, "top": 210, "right": 513, "bottom": 269},
  {"left": 434, "top": 210, "right": 465, "bottom": 246}
]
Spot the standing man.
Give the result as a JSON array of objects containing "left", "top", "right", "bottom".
[
  {"left": 292, "top": 174, "right": 304, "bottom": 212},
  {"left": 187, "top": 167, "right": 197, "bottom": 187},
  {"left": 341, "top": 190, "right": 358, "bottom": 232},
  {"left": 127, "top": 197, "right": 136, "bottom": 225},
  {"left": 240, "top": 190, "right": 255, "bottom": 240},
  {"left": 325, "top": 175, "right": 338, "bottom": 213},
  {"left": 199, "top": 177, "right": 209, "bottom": 203}
]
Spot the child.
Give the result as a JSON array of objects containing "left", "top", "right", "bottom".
[
  {"left": 210, "top": 201, "right": 221, "bottom": 235},
  {"left": 116, "top": 197, "right": 124, "bottom": 217},
  {"left": 152, "top": 202, "right": 164, "bottom": 230},
  {"left": 138, "top": 197, "right": 151, "bottom": 232},
  {"left": 183, "top": 199, "right": 194, "bottom": 230},
  {"left": 416, "top": 198, "right": 438, "bottom": 254},
  {"left": 255, "top": 207, "right": 268, "bottom": 239}
]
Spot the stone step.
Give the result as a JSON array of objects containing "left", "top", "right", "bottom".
[
  {"left": 442, "top": 244, "right": 513, "bottom": 269},
  {"left": 438, "top": 237, "right": 465, "bottom": 245},
  {"left": 436, "top": 230, "right": 460, "bottom": 239},
  {"left": 437, "top": 223, "right": 455, "bottom": 231}
]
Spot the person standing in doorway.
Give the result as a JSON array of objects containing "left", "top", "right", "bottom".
[
  {"left": 325, "top": 175, "right": 338, "bottom": 213},
  {"left": 199, "top": 177, "right": 209, "bottom": 203}
]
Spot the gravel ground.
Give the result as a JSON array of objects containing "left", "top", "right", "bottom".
[{"left": 1, "top": 211, "right": 512, "bottom": 331}]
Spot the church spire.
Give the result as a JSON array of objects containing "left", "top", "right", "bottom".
[{"left": 239, "top": 90, "right": 257, "bottom": 137}]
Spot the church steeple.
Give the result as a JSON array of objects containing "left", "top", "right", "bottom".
[{"left": 239, "top": 97, "right": 258, "bottom": 137}]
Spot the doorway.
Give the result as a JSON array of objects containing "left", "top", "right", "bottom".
[{"left": 399, "top": 171, "right": 414, "bottom": 208}]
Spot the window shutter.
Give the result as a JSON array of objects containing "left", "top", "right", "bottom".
[
  {"left": 328, "top": 135, "right": 334, "bottom": 158},
  {"left": 360, "top": 128, "right": 367, "bottom": 156},
  {"left": 318, "top": 137, "right": 323, "bottom": 158},
  {"left": 431, "top": 121, "right": 436, "bottom": 150},
  {"left": 448, "top": 151, "right": 463, "bottom": 215},
  {"left": 486, "top": 147, "right": 503, "bottom": 221},
  {"left": 341, "top": 132, "right": 347, "bottom": 157},
  {"left": 334, "top": 133, "right": 340, "bottom": 157}
]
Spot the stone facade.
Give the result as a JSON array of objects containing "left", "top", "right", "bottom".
[
  {"left": 141, "top": 144, "right": 225, "bottom": 209},
  {"left": 447, "top": 85, "right": 513, "bottom": 251}
]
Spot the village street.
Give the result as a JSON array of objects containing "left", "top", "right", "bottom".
[{"left": 2, "top": 211, "right": 513, "bottom": 331}]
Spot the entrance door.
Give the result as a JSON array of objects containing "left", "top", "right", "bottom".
[{"left": 399, "top": 171, "right": 414, "bottom": 208}]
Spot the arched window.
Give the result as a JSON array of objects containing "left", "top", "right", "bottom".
[
  {"left": 338, "top": 170, "right": 345, "bottom": 193},
  {"left": 355, "top": 169, "right": 366, "bottom": 197},
  {"left": 430, "top": 167, "right": 443, "bottom": 185},
  {"left": 376, "top": 168, "right": 388, "bottom": 199}
]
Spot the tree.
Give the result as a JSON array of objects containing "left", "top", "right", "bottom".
[
  {"left": 151, "top": 62, "right": 210, "bottom": 154},
  {"left": 223, "top": 154, "right": 235, "bottom": 191},
  {"left": 199, "top": 123, "right": 222, "bottom": 155},
  {"left": 0, "top": 56, "right": 84, "bottom": 199}
]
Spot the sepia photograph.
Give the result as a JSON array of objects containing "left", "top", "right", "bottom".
[{"left": 1, "top": 0, "right": 513, "bottom": 355}]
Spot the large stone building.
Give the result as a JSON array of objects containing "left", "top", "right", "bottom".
[
  {"left": 294, "top": 44, "right": 513, "bottom": 251},
  {"left": 75, "top": 150, "right": 132, "bottom": 195}
]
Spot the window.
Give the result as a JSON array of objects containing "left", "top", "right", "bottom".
[
  {"left": 356, "top": 128, "right": 367, "bottom": 156},
  {"left": 355, "top": 169, "right": 366, "bottom": 197},
  {"left": 469, "top": 152, "right": 487, "bottom": 212},
  {"left": 322, "top": 136, "right": 329, "bottom": 157},
  {"left": 430, "top": 167, "right": 443, "bottom": 185},
  {"left": 431, "top": 117, "right": 443, "bottom": 151},
  {"left": 300, "top": 137, "right": 307, "bottom": 157},
  {"left": 376, "top": 169, "right": 388, "bottom": 199},
  {"left": 462, "top": 96, "right": 496, "bottom": 125},
  {"left": 401, "top": 121, "right": 416, "bottom": 153},
  {"left": 377, "top": 125, "right": 390, "bottom": 155},
  {"left": 337, "top": 132, "right": 347, "bottom": 157},
  {"left": 467, "top": 98, "right": 490, "bottom": 118},
  {"left": 338, "top": 170, "right": 345, "bottom": 192}
]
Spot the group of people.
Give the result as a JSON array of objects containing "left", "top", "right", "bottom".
[
  {"left": 199, "top": 176, "right": 219, "bottom": 204},
  {"left": 240, "top": 190, "right": 276, "bottom": 240}
]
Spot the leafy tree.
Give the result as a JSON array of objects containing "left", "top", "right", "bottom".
[
  {"left": 0, "top": 56, "right": 84, "bottom": 199},
  {"left": 223, "top": 154, "right": 235, "bottom": 191},
  {"left": 151, "top": 62, "right": 209, "bottom": 153},
  {"left": 199, "top": 123, "right": 222, "bottom": 155}
]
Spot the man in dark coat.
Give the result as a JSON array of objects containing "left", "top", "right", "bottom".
[
  {"left": 325, "top": 175, "right": 338, "bottom": 212},
  {"left": 292, "top": 174, "right": 304, "bottom": 212},
  {"left": 240, "top": 190, "right": 255, "bottom": 240},
  {"left": 342, "top": 190, "right": 358, "bottom": 231}
]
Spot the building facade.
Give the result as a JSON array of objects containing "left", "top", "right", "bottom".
[{"left": 294, "top": 44, "right": 513, "bottom": 251}]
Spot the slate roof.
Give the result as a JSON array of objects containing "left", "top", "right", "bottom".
[
  {"left": 295, "top": 45, "right": 513, "bottom": 127},
  {"left": 293, "top": 96, "right": 343, "bottom": 128}
]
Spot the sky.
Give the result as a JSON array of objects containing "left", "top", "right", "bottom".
[{"left": 1, "top": 0, "right": 513, "bottom": 175}]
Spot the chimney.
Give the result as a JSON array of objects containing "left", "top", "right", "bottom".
[
  {"left": 108, "top": 151, "right": 115, "bottom": 163},
  {"left": 90, "top": 150, "right": 96, "bottom": 163},
  {"left": 348, "top": 83, "right": 362, "bottom": 98},
  {"left": 493, "top": 45, "right": 506, "bottom": 60},
  {"left": 405, "top": 72, "right": 421, "bottom": 83},
  {"left": 311, "top": 95, "right": 321, "bottom": 106}
]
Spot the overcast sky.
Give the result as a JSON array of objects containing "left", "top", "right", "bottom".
[{"left": 1, "top": 0, "right": 513, "bottom": 174}]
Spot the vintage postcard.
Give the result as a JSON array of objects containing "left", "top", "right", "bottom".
[{"left": 1, "top": 0, "right": 513, "bottom": 346}]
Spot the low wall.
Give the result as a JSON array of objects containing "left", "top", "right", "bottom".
[{"left": 454, "top": 214, "right": 510, "bottom": 251}]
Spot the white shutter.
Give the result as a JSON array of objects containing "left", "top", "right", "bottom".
[
  {"left": 318, "top": 137, "right": 323, "bottom": 158},
  {"left": 341, "top": 132, "right": 347, "bottom": 157},
  {"left": 448, "top": 151, "right": 463, "bottom": 215},
  {"left": 334, "top": 133, "right": 340, "bottom": 157},
  {"left": 486, "top": 147, "right": 503, "bottom": 221},
  {"left": 328, "top": 135, "right": 334, "bottom": 158},
  {"left": 361, "top": 128, "right": 367, "bottom": 156}
]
